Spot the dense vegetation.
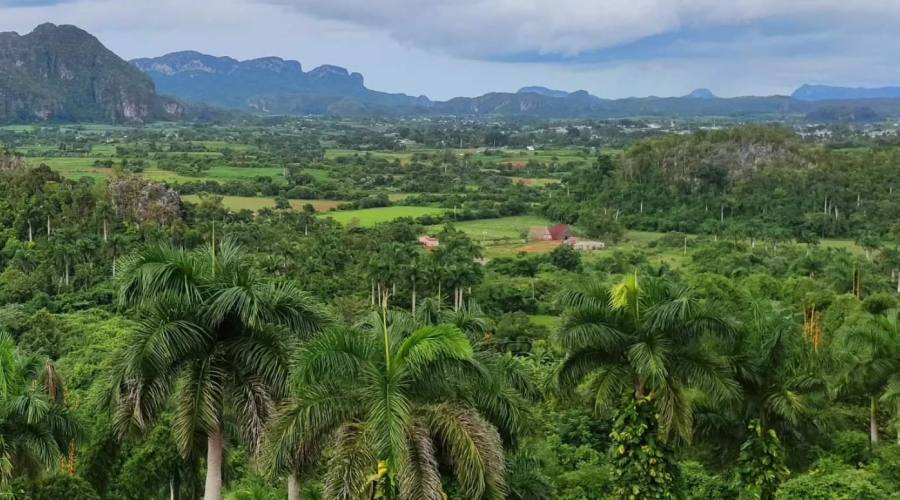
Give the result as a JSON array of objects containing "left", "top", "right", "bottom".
[{"left": 1, "top": 120, "right": 900, "bottom": 499}]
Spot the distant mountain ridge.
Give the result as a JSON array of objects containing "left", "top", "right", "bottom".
[
  {"left": 517, "top": 86, "right": 571, "bottom": 98},
  {"left": 684, "top": 88, "right": 717, "bottom": 99},
  {"left": 132, "top": 51, "right": 900, "bottom": 119},
  {"left": 792, "top": 84, "right": 900, "bottom": 101},
  {"left": 0, "top": 23, "right": 181, "bottom": 123},
  {"left": 131, "top": 51, "right": 430, "bottom": 114},
  {"left": 3, "top": 24, "right": 900, "bottom": 122}
]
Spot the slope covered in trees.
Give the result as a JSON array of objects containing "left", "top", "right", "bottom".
[{"left": 1, "top": 125, "right": 900, "bottom": 499}]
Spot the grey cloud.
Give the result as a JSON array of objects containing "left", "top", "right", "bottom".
[{"left": 263, "top": 0, "right": 900, "bottom": 61}]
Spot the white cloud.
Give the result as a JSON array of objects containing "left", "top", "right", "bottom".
[
  {"left": 265, "top": 0, "right": 900, "bottom": 59},
  {"left": 1, "top": 0, "right": 899, "bottom": 99}
]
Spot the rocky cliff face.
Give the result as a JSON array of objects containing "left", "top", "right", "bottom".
[
  {"left": 132, "top": 51, "right": 428, "bottom": 113},
  {"left": 0, "top": 23, "right": 182, "bottom": 123}
]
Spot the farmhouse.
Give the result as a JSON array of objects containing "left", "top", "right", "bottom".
[
  {"left": 528, "top": 226, "right": 552, "bottom": 241},
  {"left": 549, "top": 224, "right": 572, "bottom": 241},
  {"left": 418, "top": 235, "right": 440, "bottom": 249}
]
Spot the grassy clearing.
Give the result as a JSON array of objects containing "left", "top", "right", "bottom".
[
  {"left": 509, "top": 177, "right": 561, "bottom": 186},
  {"left": 28, "top": 156, "right": 288, "bottom": 184},
  {"left": 181, "top": 195, "right": 346, "bottom": 212},
  {"left": 440, "top": 215, "right": 554, "bottom": 242},
  {"left": 324, "top": 149, "right": 418, "bottom": 163},
  {"left": 321, "top": 206, "right": 445, "bottom": 226}
]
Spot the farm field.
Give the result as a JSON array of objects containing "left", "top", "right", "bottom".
[
  {"left": 26, "top": 156, "right": 289, "bottom": 183},
  {"left": 509, "top": 176, "right": 561, "bottom": 186},
  {"left": 181, "top": 195, "right": 347, "bottom": 212},
  {"left": 320, "top": 206, "right": 445, "bottom": 226},
  {"left": 438, "top": 215, "right": 554, "bottom": 242}
]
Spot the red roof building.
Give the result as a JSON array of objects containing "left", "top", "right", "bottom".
[{"left": 549, "top": 224, "right": 572, "bottom": 241}]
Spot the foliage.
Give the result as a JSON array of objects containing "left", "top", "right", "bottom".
[
  {"left": 775, "top": 465, "right": 891, "bottom": 500},
  {"left": 735, "top": 420, "right": 789, "bottom": 500},
  {"left": 609, "top": 396, "right": 681, "bottom": 499}
]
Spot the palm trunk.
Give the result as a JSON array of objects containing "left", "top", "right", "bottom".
[
  {"left": 411, "top": 278, "right": 417, "bottom": 316},
  {"left": 634, "top": 377, "right": 645, "bottom": 400},
  {"left": 870, "top": 398, "right": 880, "bottom": 446},
  {"left": 204, "top": 425, "right": 224, "bottom": 500},
  {"left": 288, "top": 472, "right": 301, "bottom": 500},
  {"left": 170, "top": 472, "right": 180, "bottom": 500}
]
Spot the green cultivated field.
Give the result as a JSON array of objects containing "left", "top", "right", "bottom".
[
  {"left": 321, "top": 206, "right": 445, "bottom": 226},
  {"left": 182, "top": 195, "right": 346, "bottom": 212},
  {"left": 28, "top": 157, "right": 288, "bottom": 184},
  {"left": 443, "top": 215, "right": 553, "bottom": 242}
]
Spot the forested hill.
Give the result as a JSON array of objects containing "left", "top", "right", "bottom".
[
  {"left": 0, "top": 23, "right": 182, "bottom": 124},
  {"left": 542, "top": 126, "right": 900, "bottom": 242}
]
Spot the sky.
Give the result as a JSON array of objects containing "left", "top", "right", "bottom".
[{"left": 1, "top": 0, "right": 899, "bottom": 100}]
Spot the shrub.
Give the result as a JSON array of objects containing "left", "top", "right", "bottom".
[
  {"left": 681, "top": 461, "right": 738, "bottom": 500},
  {"left": 29, "top": 474, "right": 101, "bottom": 500},
  {"left": 776, "top": 467, "right": 890, "bottom": 500},
  {"left": 831, "top": 431, "right": 872, "bottom": 466}
]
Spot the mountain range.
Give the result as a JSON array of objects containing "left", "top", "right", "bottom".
[
  {"left": 124, "top": 52, "right": 900, "bottom": 120},
  {"left": 0, "top": 23, "right": 181, "bottom": 123},
  {"left": 1, "top": 23, "right": 899, "bottom": 123},
  {"left": 792, "top": 84, "right": 900, "bottom": 101}
]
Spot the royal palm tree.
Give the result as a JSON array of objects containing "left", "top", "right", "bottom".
[
  {"left": 0, "top": 334, "right": 78, "bottom": 489},
  {"left": 555, "top": 272, "right": 737, "bottom": 441},
  {"left": 694, "top": 299, "right": 825, "bottom": 463},
  {"left": 107, "top": 240, "right": 327, "bottom": 500},
  {"left": 266, "top": 309, "right": 509, "bottom": 500},
  {"left": 832, "top": 309, "right": 900, "bottom": 445}
]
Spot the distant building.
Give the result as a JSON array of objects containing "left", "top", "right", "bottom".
[
  {"left": 528, "top": 226, "right": 552, "bottom": 241},
  {"left": 418, "top": 235, "right": 440, "bottom": 249},
  {"left": 570, "top": 239, "right": 606, "bottom": 251},
  {"left": 549, "top": 224, "right": 572, "bottom": 241}
]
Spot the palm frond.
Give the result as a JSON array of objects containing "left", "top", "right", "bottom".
[
  {"left": 395, "top": 325, "right": 473, "bottom": 378},
  {"left": 397, "top": 419, "right": 443, "bottom": 500},
  {"left": 324, "top": 423, "right": 375, "bottom": 500},
  {"left": 421, "top": 403, "right": 506, "bottom": 500}
]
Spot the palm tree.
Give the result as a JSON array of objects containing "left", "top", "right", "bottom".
[
  {"left": 694, "top": 299, "right": 825, "bottom": 466},
  {"left": 265, "top": 309, "right": 508, "bottom": 500},
  {"left": 832, "top": 309, "right": 900, "bottom": 445},
  {"left": 107, "top": 239, "right": 327, "bottom": 500},
  {"left": 0, "top": 334, "right": 78, "bottom": 489},
  {"left": 555, "top": 272, "right": 737, "bottom": 441}
]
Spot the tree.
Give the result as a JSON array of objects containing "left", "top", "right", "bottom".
[
  {"left": 609, "top": 396, "right": 681, "bottom": 499},
  {"left": 555, "top": 272, "right": 737, "bottom": 441},
  {"left": 265, "top": 309, "right": 508, "bottom": 500},
  {"left": 735, "top": 420, "right": 790, "bottom": 500},
  {"left": 549, "top": 244, "right": 581, "bottom": 272},
  {"left": 0, "top": 333, "right": 78, "bottom": 489},
  {"left": 107, "top": 240, "right": 327, "bottom": 500},
  {"left": 696, "top": 299, "right": 824, "bottom": 460},
  {"left": 578, "top": 210, "right": 625, "bottom": 244},
  {"left": 832, "top": 310, "right": 900, "bottom": 445}
]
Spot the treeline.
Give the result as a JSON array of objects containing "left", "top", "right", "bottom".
[{"left": 544, "top": 126, "right": 900, "bottom": 242}]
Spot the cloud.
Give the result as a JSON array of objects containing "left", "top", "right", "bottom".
[
  {"left": 0, "top": 0, "right": 72, "bottom": 6},
  {"left": 263, "top": 0, "right": 900, "bottom": 61},
  {"left": 1, "top": 0, "right": 899, "bottom": 99}
]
